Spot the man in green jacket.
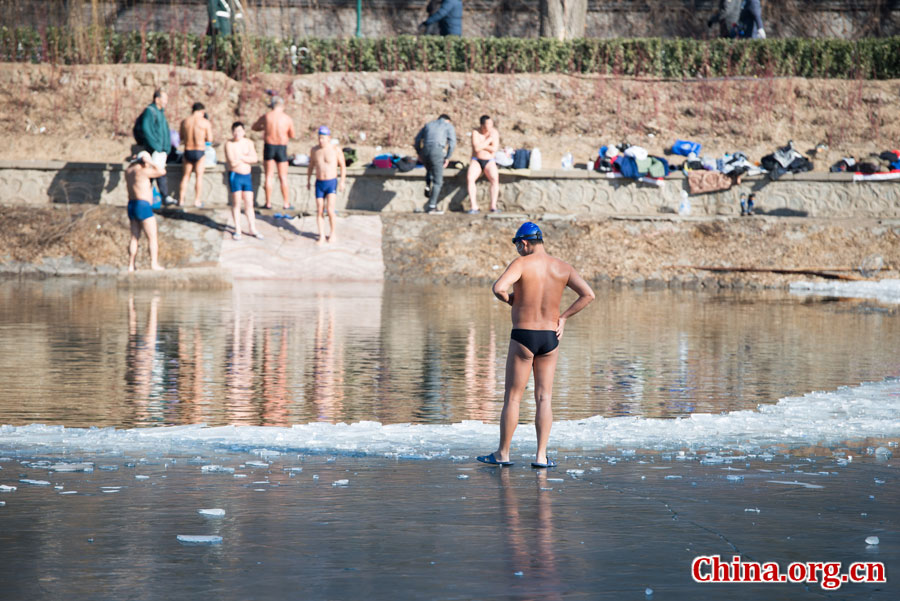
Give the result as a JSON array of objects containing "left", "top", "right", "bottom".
[{"left": 137, "top": 89, "right": 175, "bottom": 205}]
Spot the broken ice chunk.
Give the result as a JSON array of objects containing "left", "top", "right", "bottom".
[
  {"left": 744, "top": 508, "right": 761, "bottom": 513},
  {"left": 98, "top": 465, "right": 119, "bottom": 471},
  {"left": 135, "top": 475, "right": 150, "bottom": 480},
  {"left": 726, "top": 475, "right": 744, "bottom": 482},
  {"left": 201, "top": 465, "right": 234, "bottom": 474},
  {"left": 19, "top": 479, "right": 51, "bottom": 486},
  {"left": 332, "top": 479, "right": 349, "bottom": 487},
  {"left": 865, "top": 536, "right": 879, "bottom": 545},
  {"left": 59, "top": 491, "right": 77, "bottom": 495},
  {"left": 50, "top": 463, "right": 94, "bottom": 472},
  {"left": 566, "top": 469, "right": 584, "bottom": 476},
  {"left": 198, "top": 508, "right": 226, "bottom": 518},
  {"left": 245, "top": 461, "right": 269, "bottom": 468},
  {"left": 0, "top": 501, "right": 5, "bottom": 506},
  {"left": 664, "top": 475, "right": 682, "bottom": 480},
  {"left": 457, "top": 475, "right": 469, "bottom": 480},
  {"left": 177, "top": 535, "right": 222, "bottom": 546},
  {"left": 874, "top": 447, "right": 892, "bottom": 460},
  {"left": 0, "top": 485, "right": 18, "bottom": 492}
]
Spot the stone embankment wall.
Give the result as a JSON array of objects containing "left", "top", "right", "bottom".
[
  {"left": 10, "top": 0, "right": 900, "bottom": 39},
  {"left": 1, "top": 160, "right": 898, "bottom": 219}
]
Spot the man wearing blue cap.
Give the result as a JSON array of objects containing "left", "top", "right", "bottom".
[
  {"left": 307, "top": 125, "right": 346, "bottom": 244},
  {"left": 478, "top": 222, "right": 595, "bottom": 468}
]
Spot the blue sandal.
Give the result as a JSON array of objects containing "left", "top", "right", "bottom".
[{"left": 477, "top": 453, "right": 513, "bottom": 466}]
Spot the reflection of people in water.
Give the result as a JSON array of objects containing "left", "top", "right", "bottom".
[
  {"left": 125, "top": 295, "right": 159, "bottom": 424},
  {"left": 225, "top": 310, "right": 256, "bottom": 424},
  {"left": 498, "top": 467, "right": 561, "bottom": 599},
  {"left": 311, "top": 296, "right": 344, "bottom": 420},
  {"left": 176, "top": 326, "right": 207, "bottom": 423},
  {"left": 464, "top": 324, "right": 497, "bottom": 420},
  {"left": 261, "top": 325, "right": 291, "bottom": 425}
]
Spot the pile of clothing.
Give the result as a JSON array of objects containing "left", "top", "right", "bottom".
[
  {"left": 681, "top": 151, "right": 762, "bottom": 195},
  {"left": 832, "top": 150, "right": 900, "bottom": 174},
  {"left": 760, "top": 141, "right": 813, "bottom": 180},
  {"left": 595, "top": 144, "right": 670, "bottom": 184}
]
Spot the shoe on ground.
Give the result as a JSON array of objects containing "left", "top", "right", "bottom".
[
  {"left": 163, "top": 195, "right": 178, "bottom": 206},
  {"left": 467, "top": 209, "right": 480, "bottom": 215},
  {"left": 425, "top": 207, "right": 444, "bottom": 215},
  {"left": 233, "top": 233, "right": 242, "bottom": 241}
]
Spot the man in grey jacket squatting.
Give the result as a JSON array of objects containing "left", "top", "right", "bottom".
[{"left": 414, "top": 114, "right": 457, "bottom": 214}]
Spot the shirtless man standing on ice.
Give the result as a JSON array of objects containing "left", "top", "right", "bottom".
[
  {"left": 224, "top": 121, "right": 262, "bottom": 240},
  {"left": 252, "top": 96, "right": 296, "bottom": 210},
  {"left": 478, "top": 222, "right": 594, "bottom": 468},
  {"left": 178, "top": 102, "right": 213, "bottom": 207},
  {"left": 306, "top": 125, "right": 346, "bottom": 244},
  {"left": 125, "top": 151, "right": 166, "bottom": 272}
]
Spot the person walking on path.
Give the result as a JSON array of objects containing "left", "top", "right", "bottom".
[
  {"left": 178, "top": 102, "right": 213, "bottom": 207},
  {"left": 136, "top": 89, "right": 176, "bottom": 206},
  {"left": 307, "top": 126, "right": 346, "bottom": 245},
  {"left": 224, "top": 121, "right": 262, "bottom": 240},
  {"left": 414, "top": 114, "right": 456, "bottom": 214},
  {"left": 478, "top": 222, "right": 594, "bottom": 468},
  {"left": 466, "top": 115, "right": 501, "bottom": 214},
  {"left": 252, "top": 96, "right": 296, "bottom": 210},
  {"left": 125, "top": 151, "right": 166, "bottom": 272},
  {"left": 420, "top": 0, "right": 462, "bottom": 36}
]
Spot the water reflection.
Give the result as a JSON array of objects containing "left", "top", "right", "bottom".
[{"left": 0, "top": 280, "right": 898, "bottom": 428}]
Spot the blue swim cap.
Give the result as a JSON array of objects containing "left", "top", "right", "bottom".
[
  {"left": 512, "top": 222, "right": 542, "bottom": 243},
  {"left": 318, "top": 125, "right": 331, "bottom": 136}
]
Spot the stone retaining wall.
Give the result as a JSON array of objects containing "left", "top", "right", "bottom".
[{"left": 1, "top": 160, "right": 898, "bottom": 219}]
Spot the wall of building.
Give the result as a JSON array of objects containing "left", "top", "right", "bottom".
[{"left": 1, "top": 160, "right": 899, "bottom": 219}]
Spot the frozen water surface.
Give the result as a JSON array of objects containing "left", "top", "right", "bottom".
[{"left": 1, "top": 283, "right": 898, "bottom": 599}]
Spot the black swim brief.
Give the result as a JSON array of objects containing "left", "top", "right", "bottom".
[
  {"left": 264, "top": 143, "right": 289, "bottom": 163},
  {"left": 184, "top": 149, "right": 205, "bottom": 164},
  {"left": 472, "top": 157, "right": 494, "bottom": 170},
  {"left": 510, "top": 329, "right": 559, "bottom": 356}
]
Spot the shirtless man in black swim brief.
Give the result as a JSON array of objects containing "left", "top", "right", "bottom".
[{"left": 478, "top": 222, "right": 594, "bottom": 468}]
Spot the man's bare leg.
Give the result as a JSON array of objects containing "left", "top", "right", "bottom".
[
  {"left": 277, "top": 161, "right": 290, "bottom": 209},
  {"left": 263, "top": 160, "right": 276, "bottom": 208},
  {"left": 141, "top": 216, "right": 164, "bottom": 270},
  {"left": 128, "top": 220, "right": 141, "bottom": 272},
  {"left": 315, "top": 197, "right": 326, "bottom": 245},
  {"left": 178, "top": 162, "right": 194, "bottom": 206},
  {"left": 486, "top": 162, "right": 500, "bottom": 212},
  {"left": 466, "top": 160, "right": 482, "bottom": 212},
  {"left": 243, "top": 192, "right": 259, "bottom": 236},
  {"left": 494, "top": 339, "right": 534, "bottom": 463},
  {"left": 326, "top": 194, "right": 337, "bottom": 242},
  {"left": 193, "top": 160, "right": 206, "bottom": 207},
  {"left": 532, "top": 348, "right": 559, "bottom": 465},
  {"left": 230, "top": 192, "right": 243, "bottom": 238}
]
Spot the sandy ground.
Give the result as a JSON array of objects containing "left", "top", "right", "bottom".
[{"left": 2, "top": 63, "right": 899, "bottom": 171}]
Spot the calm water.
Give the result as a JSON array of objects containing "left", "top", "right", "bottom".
[{"left": 0, "top": 279, "right": 898, "bottom": 429}]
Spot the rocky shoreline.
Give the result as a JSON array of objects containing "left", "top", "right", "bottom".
[{"left": 2, "top": 206, "right": 898, "bottom": 289}]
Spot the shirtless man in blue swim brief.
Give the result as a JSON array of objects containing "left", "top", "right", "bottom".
[
  {"left": 125, "top": 151, "right": 166, "bottom": 272},
  {"left": 306, "top": 125, "right": 346, "bottom": 245},
  {"left": 478, "top": 222, "right": 594, "bottom": 468}
]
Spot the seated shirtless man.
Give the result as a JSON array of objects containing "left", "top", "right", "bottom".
[
  {"left": 466, "top": 115, "right": 501, "bottom": 214},
  {"left": 178, "top": 102, "right": 213, "bottom": 207},
  {"left": 478, "top": 222, "right": 595, "bottom": 468},
  {"left": 252, "top": 96, "right": 296, "bottom": 210},
  {"left": 125, "top": 151, "right": 166, "bottom": 271},
  {"left": 306, "top": 125, "right": 346, "bottom": 244}
]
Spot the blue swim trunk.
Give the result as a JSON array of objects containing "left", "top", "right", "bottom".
[
  {"left": 315, "top": 178, "right": 338, "bottom": 199},
  {"left": 127, "top": 199, "right": 154, "bottom": 222},
  {"left": 229, "top": 171, "right": 253, "bottom": 193}
]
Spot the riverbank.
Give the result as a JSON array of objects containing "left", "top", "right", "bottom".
[{"left": 2, "top": 205, "right": 898, "bottom": 288}]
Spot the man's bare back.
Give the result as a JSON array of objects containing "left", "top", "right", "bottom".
[
  {"left": 507, "top": 254, "right": 573, "bottom": 330},
  {"left": 181, "top": 113, "right": 212, "bottom": 151},
  {"left": 125, "top": 156, "right": 163, "bottom": 200},
  {"left": 254, "top": 109, "right": 295, "bottom": 145}
]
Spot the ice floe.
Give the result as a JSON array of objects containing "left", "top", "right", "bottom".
[
  {"left": 0, "top": 379, "right": 898, "bottom": 457},
  {"left": 177, "top": 535, "right": 222, "bottom": 546},
  {"left": 790, "top": 279, "right": 900, "bottom": 304}
]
